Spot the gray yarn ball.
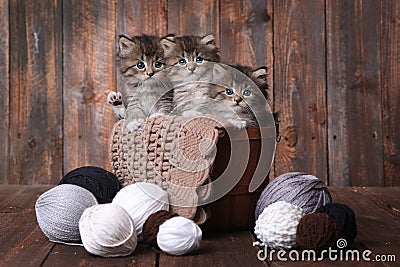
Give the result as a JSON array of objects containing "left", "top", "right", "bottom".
[
  {"left": 255, "top": 172, "right": 332, "bottom": 220},
  {"left": 35, "top": 184, "right": 98, "bottom": 245}
]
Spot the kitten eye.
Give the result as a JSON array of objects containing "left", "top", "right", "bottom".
[
  {"left": 178, "top": 58, "right": 187, "bottom": 66},
  {"left": 136, "top": 61, "right": 145, "bottom": 69},
  {"left": 154, "top": 61, "right": 163, "bottom": 69},
  {"left": 243, "top": 90, "right": 252, "bottom": 97},
  {"left": 225, "top": 88, "right": 234, "bottom": 95},
  {"left": 195, "top": 57, "right": 204, "bottom": 63}
]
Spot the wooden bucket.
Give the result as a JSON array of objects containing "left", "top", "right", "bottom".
[{"left": 202, "top": 126, "right": 276, "bottom": 230}]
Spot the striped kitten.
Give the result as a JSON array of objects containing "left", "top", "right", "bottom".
[
  {"left": 160, "top": 34, "right": 220, "bottom": 117},
  {"left": 181, "top": 63, "right": 270, "bottom": 129},
  {"left": 108, "top": 35, "right": 172, "bottom": 131}
]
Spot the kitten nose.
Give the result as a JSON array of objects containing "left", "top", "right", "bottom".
[
  {"left": 234, "top": 97, "right": 242, "bottom": 104},
  {"left": 147, "top": 71, "right": 154, "bottom": 77},
  {"left": 188, "top": 63, "right": 196, "bottom": 72}
]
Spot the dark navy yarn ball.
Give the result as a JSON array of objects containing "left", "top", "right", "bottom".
[
  {"left": 315, "top": 203, "right": 357, "bottom": 247},
  {"left": 59, "top": 166, "right": 121, "bottom": 204}
]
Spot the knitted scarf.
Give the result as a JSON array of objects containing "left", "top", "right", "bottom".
[{"left": 109, "top": 116, "right": 221, "bottom": 224}]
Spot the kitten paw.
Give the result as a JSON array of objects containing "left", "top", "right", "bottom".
[
  {"left": 149, "top": 112, "right": 165, "bottom": 119},
  {"left": 126, "top": 119, "right": 145, "bottom": 132},
  {"left": 107, "top": 91, "right": 123, "bottom": 106}
]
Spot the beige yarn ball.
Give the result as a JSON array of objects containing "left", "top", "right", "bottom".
[
  {"left": 157, "top": 216, "right": 202, "bottom": 256},
  {"left": 112, "top": 182, "right": 169, "bottom": 239},
  {"left": 79, "top": 203, "right": 137, "bottom": 257}
]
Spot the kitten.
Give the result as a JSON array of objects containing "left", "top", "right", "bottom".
[
  {"left": 179, "top": 63, "right": 271, "bottom": 129},
  {"left": 230, "top": 65, "right": 269, "bottom": 100},
  {"left": 160, "top": 34, "right": 220, "bottom": 117},
  {"left": 232, "top": 65, "right": 280, "bottom": 130},
  {"left": 108, "top": 35, "right": 172, "bottom": 131}
]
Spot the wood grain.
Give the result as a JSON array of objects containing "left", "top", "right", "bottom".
[
  {"left": 382, "top": 0, "right": 400, "bottom": 186},
  {"left": 327, "top": 0, "right": 384, "bottom": 186},
  {"left": 0, "top": 212, "right": 54, "bottom": 267},
  {"left": 118, "top": 0, "right": 168, "bottom": 36},
  {"left": 273, "top": 0, "right": 327, "bottom": 182},
  {"left": 0, "top": 0, "right": 9, "bottom": 184},
  {"left": 330, "top": 187, "right": 400, "bottom": 262},
  {"left": 158, "top": 231, "right": 267, "bottom": 267},
  {"left": 8, "top": 0, "right": 63, "bottom": 184},
  {"left": 43, "top": 243, "right": 157, "bottom": 267},
  {"left": 63, "top": 0, "right": 116, "bottom": 173},
  {"left": 168, "top": 0, "right": 220, "bottom": 42}
]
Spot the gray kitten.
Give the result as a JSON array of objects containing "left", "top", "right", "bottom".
[
  {"left": 175, "top": 63, "right": 269, "bottom": 129},
  {"left": 107, "top": 35, "right": 172, "bottom": 131},
  {"left": 160, "top": 34, "right": 220, "bottom": 117}
]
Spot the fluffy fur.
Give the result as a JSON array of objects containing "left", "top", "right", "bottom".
[
  {"left": 160, "top": 34, "right": 220, "bottom": 117},
  {"left": 173, "top": 63, "right": 270, "bottom": 129},
  {"left": 108, "top": 35, "right": 172, "bottom": 131}
]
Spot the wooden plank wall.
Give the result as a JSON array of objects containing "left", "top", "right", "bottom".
[{"left": 0, "top": 0, "right": 399, "bottom": 186}]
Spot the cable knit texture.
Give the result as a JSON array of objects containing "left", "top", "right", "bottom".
[{"left": 109, "top": 116, "right": 221, "bottom": 224}]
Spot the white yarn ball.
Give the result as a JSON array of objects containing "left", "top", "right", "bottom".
[
  {"left": 112, "top": 182, "right": 169, "bottom": 239},
  {"left": 35, "top": 184, "right": 98, "bottom": 245},
  {"left": 254, "top": 200, "right": 304, "bottom": 249},
  {"left": 79, "top": 203, "right": 137, "bottom": 257},
  {"left": 157, "top": 216, "right": 202, "bottom": 256}
]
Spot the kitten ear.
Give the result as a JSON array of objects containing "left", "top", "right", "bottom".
[
  {"left": 118, "top": 36, "right": 137, "bottom": 56},
  {"left": 213, "top": 63, "right": 226, "bottom": 78},
  {"left": 251, "top": 67, "right": 268, "bottom": 84},
  {"left": 200, "top": 34, "right": 216, "bottom": 49},
  {"left": 161, "top": 34, "right": 176, "bottom": 57}
]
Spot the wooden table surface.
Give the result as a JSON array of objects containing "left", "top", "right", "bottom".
[{"left": 0, "top": 185, "right": 399, "bottom": 267}]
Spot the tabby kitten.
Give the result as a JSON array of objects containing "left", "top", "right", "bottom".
[
  {"left": 186, "top": 63, "right": 271, "bottom": 129},
  {"left": 107, "top": 35, "right": 172, "bottom": 131},
  {"left": 160, "top": 34, "right": 220, "bottom": 117}
]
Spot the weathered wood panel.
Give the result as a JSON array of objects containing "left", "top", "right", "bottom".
[
  {"left": 273, "top": 0, "right": 327, "bottom": 182},
  {"left": 8, "top": 0, "right": 63, "bottom": 184},
  {"left": 382, "top": 0, "right": 400, "bottom": 186},
  {"left": 118, "top": 0, "right": 168, "bottom": 37},
  {"left": 0, "top": 0, "right": 399, "bottom": 186},
  {"left": 327, "top": 0, "right": 384, "bottom": 186},
  {"left": 63, "top": 0, "right": 116, "bottom": 174},
  {"left": 168, "top": 0, "right": 220, "bottom": 42},
  {"left": 0, "top": 0, "right": 9, "bottom": 184}
]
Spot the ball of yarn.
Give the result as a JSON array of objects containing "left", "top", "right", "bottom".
[
  {"left": 35, "top": 184, "right": 98, "bottom": 244},
  {"left": 255, "top": 172, "right": 332, "bottom": 219},
  {"left": 315, "top": 203, "right": 357, "bottom": 246},
  {"left": 157, "top": 216, "right": 202, "bottom": 255},
  {"left": 254, "top": 201, "right": 304, "bottom": 249},
  {"left": 59, "top": 166, "right": 121, "bottom": 204},
  {"left": 142, "top": 210, "right": 179, "bottom": 247},
  {"left": 296, "top": 213, "right": 340, "bottom": 251},
  {"left": 79, "top": 203, "right": 137, "bottom": 257},
  {"left": 112, "top": 182, "right": 169, "bottom": 238}
]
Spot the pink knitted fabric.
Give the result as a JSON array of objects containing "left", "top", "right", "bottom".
[{"left": 109, "top": 116, "right": 221, "bottom": 224}]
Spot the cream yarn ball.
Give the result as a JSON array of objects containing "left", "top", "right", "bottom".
[
  {"left": 79, "top": 203, "right": 137, "bottom": 257},
  {"left": 254, "top": 201, "right": 304, "bottom": 249},
  {"left": 157, "top": 216, "right": 202, "bottom": 256},
  {"left": 112, "top": 182, "right": 169, "bottom": 238},
  {"left": 35, "top": 184, "right": 98, "bottom": 245}
]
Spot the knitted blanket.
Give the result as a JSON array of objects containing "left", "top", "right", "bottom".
[{"left": 109, "top": 116, "right": 222, "bottom": 224}]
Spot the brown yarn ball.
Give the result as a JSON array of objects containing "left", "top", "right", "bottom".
[
  {"left": 142, "top": 210, "right": 178, "bottom": 247},
  {"left": 296, "top": 213, "right": 340, "bottom": 251}
]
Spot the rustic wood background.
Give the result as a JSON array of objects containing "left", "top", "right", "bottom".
[{"left": 0, "top": 0, "right": 398, "bottom": 186}]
